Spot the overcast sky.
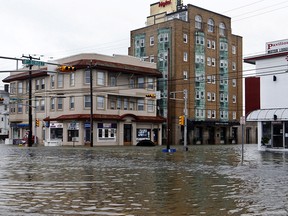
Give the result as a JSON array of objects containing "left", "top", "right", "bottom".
[{"left": 0, "top": 0, "right": 287, "bottom": 88}]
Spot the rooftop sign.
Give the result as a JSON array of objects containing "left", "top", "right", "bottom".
[{"left": 266, "top": 39, "right": 288, "bottom": 54}]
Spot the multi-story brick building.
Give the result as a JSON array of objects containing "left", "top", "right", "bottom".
[
  {"left": 3, "top": 53, "right": 165, "bottom": 146},
  {"left": 129, "top": 0, "right": 243, "bottom": 145}
]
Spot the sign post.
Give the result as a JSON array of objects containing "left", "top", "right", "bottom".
[{"left": 240, "top": 116, "right": 246, "bottom": 164}]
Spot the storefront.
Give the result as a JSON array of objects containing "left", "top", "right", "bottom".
[
  {"left": 44, "top": 122, "right": 63, "bottom": 146},
  {"left": 247, "top": 108, "right": 288, "bottom": 150}
]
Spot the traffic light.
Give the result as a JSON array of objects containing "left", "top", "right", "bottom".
[
  {"left": 146, "top": 94, "right": 156, "bottom": 98},
  {"left": 35, "top": 119, "right": 40, "bottom": 127},
  {"left": 179, "top": 115, "right": 184, "bottom": 126},
  {"left": 58, "top": 65, "right": 76, "bottom": 72}
]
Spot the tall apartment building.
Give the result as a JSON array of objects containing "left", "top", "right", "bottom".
[
  {"left": 3, "top": 53, "right": 165, "bottom": 146},
  {"left": 129, "top": 0, "right": 243, "bottom": 144}
]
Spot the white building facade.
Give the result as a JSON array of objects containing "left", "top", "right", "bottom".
[
  {"left": 3, "top": 53, "right": 165, "bottom": 146},
  {"left": 0, "top": 87, "right": 9, "bottom": 141},
  {"left": 245, "top": 39, "right": 288, "bottom": 150}
]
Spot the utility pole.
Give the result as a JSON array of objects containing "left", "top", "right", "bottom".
[
  {"left": 89, "top": 61, "right": 94, "bottom": 147},
  {"left": 22, "top": 55, "right": 40, "bottom": 147},
  {"left": 183, "top": 89, "right": 188, "bottom": 151}
]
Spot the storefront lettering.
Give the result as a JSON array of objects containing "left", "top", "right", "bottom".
[{"left": 159, "top": 0, "right": 172, "bottom": 7}]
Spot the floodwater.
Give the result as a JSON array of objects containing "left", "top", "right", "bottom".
[{"left": 0, "top": 144, "right": 287, "bottom": 216}]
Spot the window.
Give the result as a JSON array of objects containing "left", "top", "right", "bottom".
[
  {"left": 150, "top": 36, "right": 154, "bottom": 46},
  {"left": 207, "top": 57, "right": 211, "bottom": 66},
  {"left": 17, "top": 103, "right": 23, "bottom": 113},
  {"left": 220, "top": 42, "right": 228, "bottom": 51},
  {"left": 211, "top": 41, "right": 216, "bottom": 49},
  {"left": 117, "top": 98, "right": 121, "bottom": 109},
  {"left": 183, "top": 52, "right": 188, "bottom": 62},
  {"left": 207, "top": 39, "right": 211, "bottom": 48},
  {"left": 150, "top": 55, "right": 155, "bottom": 63},
  {"left": 207, "top": 110, "right": 211, "bottom": 118},
  {"left": 219, "top": 22, "right": 226, "bottom": 36},
  {"left": 18, "top": 82, "right": 23, "bottom": 94},
  {"left": 183, "top": 71, "right": 188, "bottom": 80},
  {"left": 97, "top": 71, "right": 105, "bottom": 85},
  {"left": 183, "top": 33, "right": 188, "bottom": 43},
  {"left": 70, "top": 96, "right": 75, "bottom": 109},
  {"left": 147, "top": 78, "right": 154, "bottom": 90},
  {"left": 208, "top": 19, "right": 214, "bottom": 32},
  {"left": 110, "top": 76, "right": 116, "bottom": 87},
  {"left": 51, "top": 75, "right": 55, "bottom": 88},
  {"left": 85, "top": 69, "right": 90, "bottom": 84},
  {"left": 98, "top": 128, "right": 117, "bottom": 141},
  {"left": 41, "top": 78, "right": 45, "bottom": 90},
  {"left": 58, "top": 74, "right": 63, "bottom": 88},
  {"left": 211, "top": 58, "right": 216, "bottom": 67},
  {"left": 124, "top": 98, "right": 128, "bottom": 110},
  {"left": 233, "top": 95, "right": 237, "bottom": 103},
  {"left": 35, "top": 80, "right": 40, "bottom": 90},
  {"left": 195, "top": 15, "right": 202, "bottom": 29},
  {"left": 212, "top": 110, "right": 216, "bottom": 118},
  {"left": 57, "top": 98, "right": 63, "bottom": 110},
  {"left": 138, "top": 77, "right": 145, "bottom": 89},
  {"left": 232, "top": 79, "right": 237, "bottom": 87},
  {"left": 212, "top": 76, "right": 216, "bottom": 84},
  {"left": 232, "top": 45, "right": 236, "bottom": 54},
  {"left": 207, "top": 75, "right": 211, "bottom": 83},
  {"left": 158, "top": 33, "right": 169, "bottom": 43},
  {"left": 129, "top": 101, "right": 135, "bottom": 110},
  {"left": 212, "top": 93, "right": 216, "bottom": 101},
  {"left": 70, "top": 73, "right": 75, "bottom": 86},
  {"left": 137, "top": 99, "right": 144, "bottom": 111},
  {"left": 51, "top": 97, "right": 55, "bottom": 110},
  {"left": 196, "top": 35, "right": 205, "bottom": 45},
  {"left": 129, "top": 78, "right": 135, "bottom": 88},
  {"left": 232, "top": 62, "right": 236, "bottom": 71},
  {"left": 220, "top": 60, "right": 228, "bottom": 68},
  {"left": 84, "top": 95, "right": 91, "bottom": 108},
  {"left": 207, "top": 92, "right": 211, "bottom": 101},
  {"left": 40, "top": 99, "right": 45, "bottom": 111},
  {"left": 233, "top": 112, "right": 237, "bottom": 120},
  {"left": 147, "top": 100, "right": 154, "bottom": 112},
  {"left": 110, "top": 99, "right": 116, "bottom": 110},
  {"left": 97, "top": 96, "right": 105, "bottom": 109},
  {"left": 195, "top": 54, "right": 205, "bottom": 64}
]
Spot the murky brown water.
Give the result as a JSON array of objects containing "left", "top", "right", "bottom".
[{"left": 0, "top": 144, "right": 287, "bottom": 216}]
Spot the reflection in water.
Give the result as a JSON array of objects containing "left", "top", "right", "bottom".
[{"left": 0, "top": 145, "right": 287, "bottom": 215}]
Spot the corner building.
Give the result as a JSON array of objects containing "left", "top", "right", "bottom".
[
  {"left": 129, "top": 0, "right": 243, "bottom": 145},
  {"left": 3, "top": 54, "right": 165, "bottom": 146}
]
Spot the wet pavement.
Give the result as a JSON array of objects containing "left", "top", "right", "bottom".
[{"left": 0, "top": 144, "right": 287, "bottom": 216}]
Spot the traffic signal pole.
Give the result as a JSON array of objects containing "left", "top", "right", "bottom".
[
  {"left": 183, "top": 89, "right": 188, "bottom": 151},
  {"left": 22, "top": 55, "right": 40, "bottom": 147}
]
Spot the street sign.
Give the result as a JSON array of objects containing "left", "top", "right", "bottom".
[{"left": 22, "top": 59, "right": 45, "bottom": 66}]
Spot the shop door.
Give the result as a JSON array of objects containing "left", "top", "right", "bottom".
[
  {"left": 124, "top": 124, "right": 132, "bottom": 146},
  {"left": 273, "top": 123, "right": 283, "bottom": 148}
]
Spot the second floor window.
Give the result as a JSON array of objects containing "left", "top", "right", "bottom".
[
  {"left": 18, "top": 82, "right": 23, "bottom": 94},
  {"left": 138, "top": 77, "right": 145, "bottom": 89},
  {"left": 147, "top": 78, "right": 154, "bottom": 90},
  {"left": 97, "top": 96, "right": 105, "bottom": 109},
  {"left": 85, "top": 69, "right": 90, "bottom": 84},
  {"left": 57, "top": 98, "right": 63, "bottom": 110},
  {"left": 70, "top": 96, "right": 75, "bottom": 109},
  {"left": 58, "top": 74, "right": 63, "bottom": 88},
  {"left": 137, "top": 99, "right": 144, "bottom": 111},
  {"left": 70, "top": 73, "right": 75, "bottom": 86},
  {"left": 84, "top": 95, "right": 91, "bottom": 108},
  {"left": 97, "top": 72, "right": 105, "bottom": 85},
  {"left": 51, "top": 97, "right": 55, "bottom": 110}
]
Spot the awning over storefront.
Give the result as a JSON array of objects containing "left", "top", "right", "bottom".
[{"left": 246, "top": 108, "right": 288, "bottom": 121}]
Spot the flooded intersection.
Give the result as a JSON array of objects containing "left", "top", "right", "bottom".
[{"left": 0, "top": 144, "right": 287, "bottom": 216}]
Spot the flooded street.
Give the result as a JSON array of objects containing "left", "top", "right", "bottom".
[{"left": 0, "top": 144, "right": 287, "bottom": 216}]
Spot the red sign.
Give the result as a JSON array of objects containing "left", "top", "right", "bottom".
[{"left": 159, "top": 0, "right": 172, "bottom": 7}]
